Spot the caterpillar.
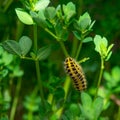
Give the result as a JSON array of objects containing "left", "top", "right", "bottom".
[{"left": 64, "top": 57, "right": 87, "bottom": 91}]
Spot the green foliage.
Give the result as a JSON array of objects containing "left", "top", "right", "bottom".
[
  {"left": 94, "top": 35, "right": 113, "bottom": 61},
  {"left": 0, "top": 0, "right": 119, "bottom": 120},
  {"left": 74, "top": 12, "right": 95, "bottom": 35},
  {"left": 36, "top": 45, "right": 51, "bottom": 61},
  {"left": 0, "top": 46, "right": 23, "bottom": 79},
  {"left": 63, "top": 2, "right": 76, "bottom": 23},
  {"left": 23, "top": 95, "right": 41, "bottom": 112},
  {"left": 80, "top": 92, "right": 103, "bottom": 120},
  {"left": 104, "top": 66, "right": 120, "bottom": 92},
  {"left": 1, "top": 36, "right": 32, "bottom": 57},
  {"left": 15, "top": 8, "right": 34, "bottom": 25},
  {"left": 19, "top": 36, "right": 32, "bottom": 56}
]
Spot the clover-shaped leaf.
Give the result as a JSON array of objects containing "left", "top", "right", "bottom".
[
  {"left": 94, "top": 35, "right": 113, "bottom": 60},
  {"left": 1, "top": 36, "right": 32, "bottom": 57},
  {"left": 63, "top": 2, "right": 76, "bottom": 22}
]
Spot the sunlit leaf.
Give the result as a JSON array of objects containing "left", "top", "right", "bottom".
[
  {"left": 83, "top": 37, "right": 93, "bottom": 43},
  {"left": 94, "top": 35, "right": 108, "bottom": 57},
  {"left": 34, "top": 0, "right": 50, "bottom": 11},
  {"left": 79, "top": 12, "right": 91, "bottom": 31},
  {"left": 15, "top": 8, "right": 34, "bottom": 25},
  {"left": 63, "top": 2, "right": 76, "bottom": 22}
]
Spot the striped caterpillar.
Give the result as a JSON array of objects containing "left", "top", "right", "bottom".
[{"left": 64, "top": 57, "right": 87, "bottom": 91}]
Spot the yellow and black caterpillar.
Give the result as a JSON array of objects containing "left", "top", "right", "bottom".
[{"left": 64, "top": 57, "right": 87, "bottom": 91}]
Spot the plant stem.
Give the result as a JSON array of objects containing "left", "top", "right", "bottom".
[
  {"left": 33, "top": 25, "right": 45, "bottom": 105},
  {"left": 35, "top": 61, "right": 45, "bottom": 105},
  {"left": 75, "top": 41, "right": 83, "bottom": 60},
  {"left": 44, "top": 28, "right": 58, "bottom": 40},
  {"left": 28, "top": 111, "right": 33, "bottom": 120},
  {"left": 59, "top": 41, "right": 69, "bottom": 57},
  {"left": 10, "top": 77, "right": 22, "bottom": 120},
  {"left": 3, "top": 0, "right": 13, "bottom": 12},
  {"left": 33, "top": 25, "right": 37, "bottom": 52},
  {"left": 56, "top": 76, "right": 71, "bottom": 118},
  {"left": 117, "top": 106, "right": 120, "bottom": 120},
  {"left": 94, "top": 57, "right": 104, "bottom": 99},
  {"left": 63, "top": 76, "right": 71, "bottom": 101},
  {"left": 71, "top": 38, "right": 79, "bottom": 57},
  {"left": 44, "top": 28, "right": 69, "bottom": 57},
  {"left": 21, "top": 56, "right": 35, "bottom": 61}
]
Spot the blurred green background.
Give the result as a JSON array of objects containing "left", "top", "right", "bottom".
[{"left": 0, "top": 0, "right": 120, "bottom": 120}]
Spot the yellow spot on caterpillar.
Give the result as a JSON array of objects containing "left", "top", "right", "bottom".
[{"left": 64, "top": 57, "right": 87, "bottom": 91}]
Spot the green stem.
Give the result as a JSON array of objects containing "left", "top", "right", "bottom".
[
  {"left": 95, "top": 57, "right": 104, "bottom": 99},
  {"left": 56, "top": 76, "right": 71, "bottom": 118},
  {"left": 16, "top": 21, "right": 24, "bottom": 40},
  {"left": 44, "top": 28, "right": 69, "bottom": 57},
  {"left": 21, "top": 56, "right": 35, "bottom": 61},
  {"left": 33, "top": 25, "right": 38, "bottom": 51},
  {"left": 33, "top": 25, "right": 45, "bottom": 105},
  {"left": 10, "top": 77, "right": 22, "bottom": 120},
  {"left": 59, "top": 41, "right": 69, "bottom": 57},
  {"left": 35, "top": 61, "right": 45, "bottom": 105},
  {"left": 28, "top": 111, "right": 33, "bottom": 120},
  {"left": 44, "top": 28, "right": 58, "bottom": 40},
  {"left": 3, "top": 0, "right": 13, "bottom": 12},
  {"left": 75, "top": 41, "right": 83, "bottom": 60},
  {"left": 78, "top": 57, "right": 90, "bottom": 64},
  {"left": 71, "top": 38, "right": 79, "bottom": 57},
  {"left": 117, "top": 106, "right": 120, "bottom": 120},
  {"left": 45, "top": 27, "right": 69, "bottom": 118},
  {"left": 63, "top": 76, "right": 71, "bottom": 101}
]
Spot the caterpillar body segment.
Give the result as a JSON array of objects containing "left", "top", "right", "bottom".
[{"left": 64, "top": 57, "right": 87, "bottom": 91}]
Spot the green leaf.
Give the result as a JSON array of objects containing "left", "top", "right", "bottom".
[
  {"left": 81, "top": 92, "right": 92, "bottom": 108},
  {"left": 93, "top": 97, "right": 103, "bottom": 119},
  {"left": 73, "top": 31, "right": 81, "bottom": 40},
  {"left": 12, "top": 66, "right": 24, "bottom": 77},
  {"left": 37, "top": 45, "right": 51, "bottom": 61},
  {"left": 0, "top": 46, "right": 13, "bottom": 65},
  {"left": 2, "top": 40, "right": 22, "bottom": 56},
  {"left": 0, "top": 69, "right": 8, "bottom": 78},
  {"left": 30, "top": 52, "right": 36, "bottom": 59},
  {"left": 34, "top": 0, "right": 50, "bottom": 11},
  {"left": 105, "top": 51, "right": 112, "bottom": 61},
  {"left": 103, "top": 71, "right": 112, "bottom": 82},
  {"left": 55, "top": 22, "right": 69, "bottom": 41},
  {"left": 79, "top": 12, "right": 91, "bottom": 31},
  {"left": 83, "top": 37, "right": 93, "bottom": 43},
  {"left": 30, "top": 10, "right": 47, "bottom": 28},
  {"left": 94, "top": 35, "right": 108, "bottom": 57},
  {"left": 106, "top": 44, "right": 114, "bottom": 55},
  {"left": 19, "top": 36, "right": 32, "bottom": 56},
  {"left": 63, "top": 2, "right": 76, "bottom": 22},
  {"left": 15, "top": 8, "right": 34, "bottom": 25},
  {"left": 89, "top": 20, "right": 96, "bottom": 30},
  {"left": 24, "top": 96, "right": 41, "bottom": 112},
  {"left": 38, "top": 9, "right": 46, "bottom": 20},
  {"left": 56, "top": 5, "right": 62, "bottom": 18},
  {"left": 111, "top": 66, "right": 120, "bottom": 82},
  {"left": 69, "top": 104, "right": 80, "bottom": 116},
  {"left": 44, "top": 7, "right": 56, "bottom": 20}
]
